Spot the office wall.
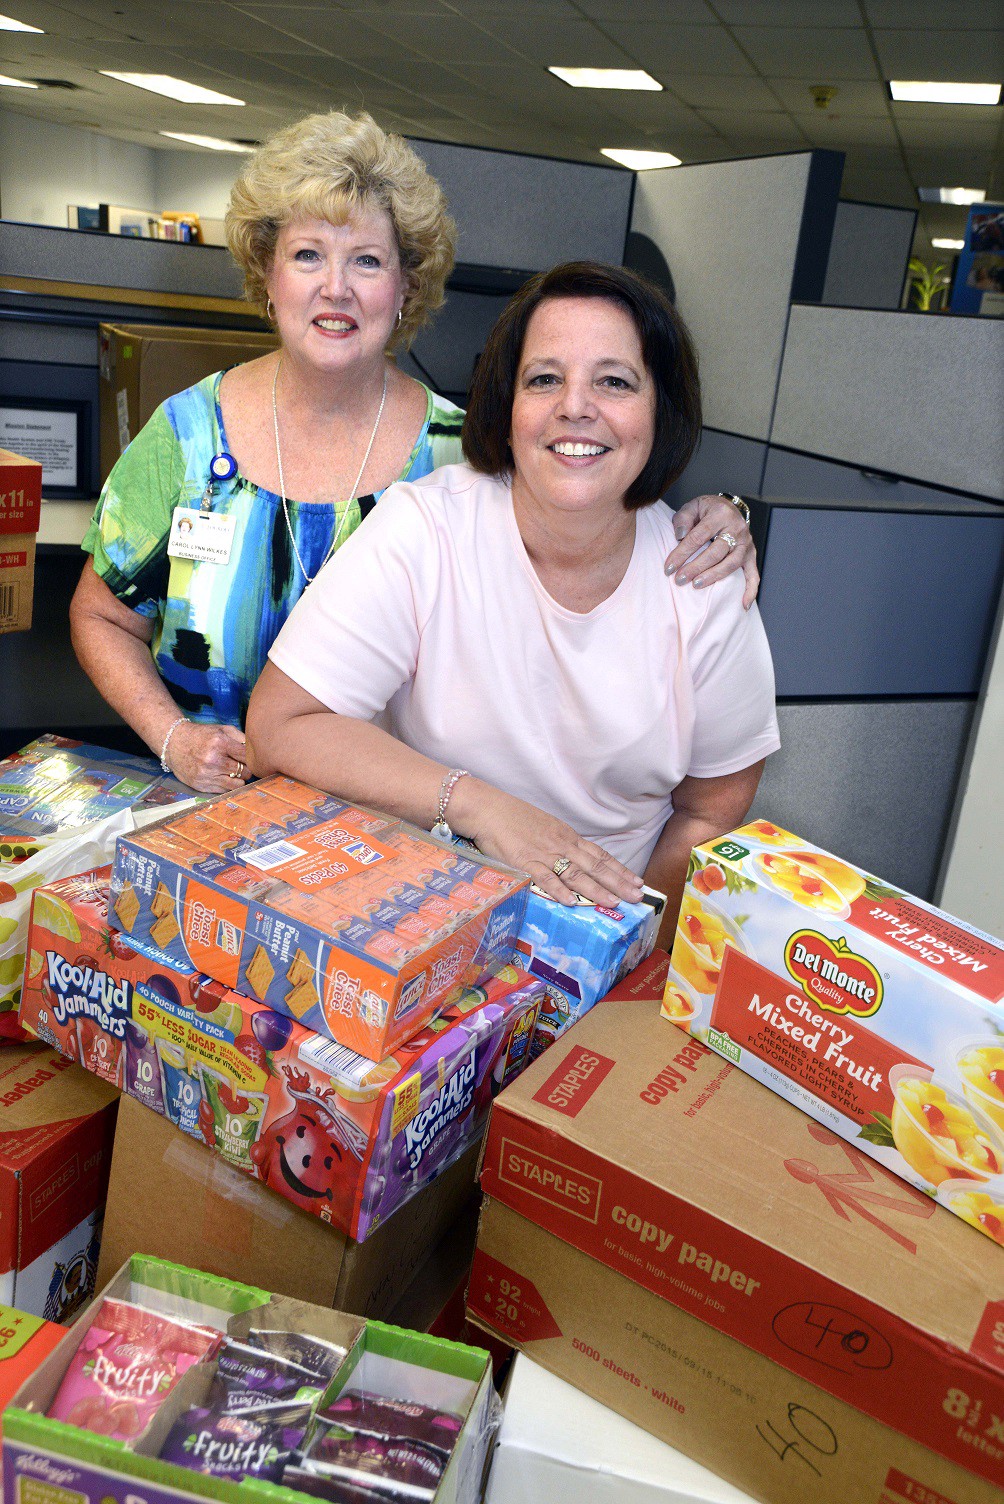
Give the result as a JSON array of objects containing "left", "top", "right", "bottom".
[
  {"left": 0, "top": 107, "right": 157, "bottom": 226},
  {"left": 630, "top": 151, "right": 841, "bottom": 443},
  {"left": 772, "top": 304, "right": 1004, "bottom": 500},
  {"left": 822, "top": 200, "right": 915, "bottom": 310}
]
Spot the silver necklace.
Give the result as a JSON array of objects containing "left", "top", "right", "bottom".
[{"left": 271, "top": 355, "right": 388, "bottom": 584}]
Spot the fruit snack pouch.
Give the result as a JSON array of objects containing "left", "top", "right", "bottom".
[
  {"left": 48, "top": 1297, "right": 219, "bottom": 1441},
  {"left": 157, "top": 1036, "right": 204, "bottom": 1138},
  {"left": 200, "top": 1068, "right": 269, "bottom": 1174}
]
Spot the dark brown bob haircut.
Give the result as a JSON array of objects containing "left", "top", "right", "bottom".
[{"left": 462, "top": 261, "right": 701, "bottom": 508}]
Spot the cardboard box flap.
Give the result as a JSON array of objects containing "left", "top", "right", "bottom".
[
  {"left": 480, "top": 992, "right": 1004, "bottom": 1397},
  {"left": 0, "top": 1048, "right": 117, "bottom": 1164}
]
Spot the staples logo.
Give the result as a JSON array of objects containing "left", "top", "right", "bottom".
[
  {"left": 532, "top": 1046, "right": 615, "bottom": 1116},
  {"left": 498, "top": 1137, "right": 602, "bottom": 1223},
  {"left": 29, "top": 1155, "right": 79, "bottom": 1220}
]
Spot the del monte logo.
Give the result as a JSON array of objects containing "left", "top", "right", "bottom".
[{"left": 784, "top": 930, "right": 883, "bottom": 1018}]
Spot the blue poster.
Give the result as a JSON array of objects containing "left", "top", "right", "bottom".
[{"left": 949, "top": 203, "right": 1004, "bottom": 316}]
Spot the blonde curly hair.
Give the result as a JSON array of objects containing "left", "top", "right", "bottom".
[{"left": 226, "top": 111, "right": 456, "bottom": 349}]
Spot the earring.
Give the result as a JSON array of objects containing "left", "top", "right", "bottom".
[
  {"left": 396, "top": 309, "right": 403, "bottom": 327},
  {"left": 266, "top": 297, "right": 276, "bottom": 321}
]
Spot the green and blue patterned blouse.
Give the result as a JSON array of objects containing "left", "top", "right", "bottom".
[{"left": 83, "top": 371, "right": 465, "bottom": 728}]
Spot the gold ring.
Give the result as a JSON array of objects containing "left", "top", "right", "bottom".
[
  {"left": 552, "top": 856, "right": 571, "bottom": 877},
  {"left": 229, "top": 760, "right": 245, "bottom": 780}
]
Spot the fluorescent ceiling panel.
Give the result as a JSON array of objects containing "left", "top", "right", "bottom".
[
  {"left": 917, "top": 186, "right": 986, "bottom": 204},
  {"left": 0, "top": 72, "right": 36, "bottom": 86},
  {"left": 890, "top": 81, "right": 1001, "bottom": 106},
  {"left": 549, "top": 67, "right": 662, "bottom": 91},
  {"left": 931, "top": 238, "right": 965, "bottom": 249},
  {"left": 100, "top": 73, "right": 245, "bottom": 106},
  {"left": 601, "top": 148, "right": 681, "bottom": 170},
  {"left": 0, "top": 13, "right": 43, "bottom": 31}
]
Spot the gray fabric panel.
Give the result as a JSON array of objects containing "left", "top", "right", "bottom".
[
  {"left": 408, "top": 140, "right": 632, "bottom": 271},
  {"left": 758, "top": 505, "right": 1004, "bottom": 696},
  {"left": 822, "top": 201, "right": 914, "bottom": 310},
  {"left": 753, "top": 699, "right": 976, "bottom": 901},
  {"left": 772, "top": 304, "right": 1004, "bottom": 500},
  {"left": 0, "top": 220, "right": 244, "bottom": 298},
  {"left": 630, "top": 154, "right": 814, "bottom": 442},
  {"left": 0, "top": 318, "right": 98, "bottom": 365},
  {"left": 663, "top": 427, "right": 767, "bottom": 507},
  {"left": 760, "top": 446, "right": 998, "bottom": 510}
]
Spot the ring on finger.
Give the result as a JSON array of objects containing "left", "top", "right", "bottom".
[
  {"left": 552, "top": 856, "right": 571, "bottom": 877},
  {"left": 713, "top": 529, "right": 738, "bottom": 552},
  {"left": 228, "top": 759, "right": 245, "bottom": 780}
]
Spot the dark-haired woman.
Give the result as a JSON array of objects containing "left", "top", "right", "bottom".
[{"left": 247, "top": 263, "right": 779, "bottom": 932}]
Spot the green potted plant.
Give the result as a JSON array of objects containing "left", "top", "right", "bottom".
[{"left": 907, "top": 258, "right": 951, "bottom": 312}]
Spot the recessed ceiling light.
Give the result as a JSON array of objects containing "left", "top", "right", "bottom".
[
  {"left": 931, "top": 238, "right": 965, "bottom": 250},
  {"left": 0, "top": 14, "right": 44, "bottom": 31},
  {"left": 160, "top": 132, "right": 255, "bottom": 152},
  {"left": 549, "top": 67, "right": 662, "bottom": 91},
  {"left": 100, "top": 73, "right": 245, "bottom": 106},
  {"left": 918, "top": 186, "right": 986, "bottom": 204},
  {"left": 601, "top": 148, "right": 681, "bottom": 170},
  {"left": 890, "top": 81, "right": 1001, "bottom": 106},
  {"left": 0, "top": 73, "right": 37, "bottom": 87}
]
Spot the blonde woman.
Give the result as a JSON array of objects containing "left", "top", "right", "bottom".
[{"left": 70, "top": 111, "right": 755, "bottom": 792}]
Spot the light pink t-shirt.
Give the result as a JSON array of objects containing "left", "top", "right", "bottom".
[{"left": 269, "top": 463, "right": 780, "bottom": 875}]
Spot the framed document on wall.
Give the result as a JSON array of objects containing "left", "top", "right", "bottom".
[{"left": 0, "top": 397, "right": 90, "bottom": 498}]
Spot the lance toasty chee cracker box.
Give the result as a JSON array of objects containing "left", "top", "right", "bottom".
[
  {"left": 109, "top": 777, "right": 529, "bottom": 1059},
  {"left": 21, "top": 869, "right": 543, "bottom": 1239},
  {"left": 663, "top": 819, "right": 1004, "bottom": 1246}
]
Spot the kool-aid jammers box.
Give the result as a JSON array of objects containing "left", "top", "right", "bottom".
[
  {"left": 663, "top": 817, "right": 1004, "bottom": 1246},
  {"left": 108, "top": 777, "right": 529, "bottom": 1059},
  {"left": 21, "top": 869, "right": 543, "bottom": 1239},
  {"left": 516, "top": 885, "right": 664, "bottom": 1058}
]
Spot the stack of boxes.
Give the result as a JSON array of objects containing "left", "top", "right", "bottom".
[
  {"left": 18, "top": 775, "right": 662, "bottom": 1320},
  {"left": 466, "top": 823, "right": 1004, "bottom": 1503}
]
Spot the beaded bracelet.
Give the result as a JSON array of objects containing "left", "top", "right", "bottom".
[
  {"left": 159, "top": 715, "right": 187, "bottom": 773},
  {"left": 431, "top": 768, "right": 469, "bottom": 840}
]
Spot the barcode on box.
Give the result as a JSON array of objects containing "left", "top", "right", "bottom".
[
  {"left": 0, "top": 582, "right": 16, "bottom": 623},
  {"left": 300, "top": 1033, "right": 372, "bottom": 1088},
  {"left": 244, "top": 838, "right": 305, "bottom": 871}
]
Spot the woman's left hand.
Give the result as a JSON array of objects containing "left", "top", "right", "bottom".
[{"left": 664, "top": 494, "right": 759, "bottom": 609}]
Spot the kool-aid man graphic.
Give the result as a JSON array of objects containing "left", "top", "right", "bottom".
[{"left": 250, "top": 1065, "right": 367, "bottom": 1225}]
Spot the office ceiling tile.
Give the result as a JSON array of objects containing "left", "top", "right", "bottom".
[
  {"left": 594, "top": 90, "right": 711, "bottom": 131},
  {"left": 873, "top": 29, "right": 1004, "bottom": 80},
  {"left": 904, "top": 145, "right": 994, "bottom": 183},
  {"left": 790, "top": 112, "right": 899, "bottom": 146},
  {"left": 353, "top": 13, "right": 501, "bottom": 66},
  {"left": 692, "top": 108, "right": 807, "bottom": 146},
  {"left": 896, "top": 111, "right": 1003, "bottom": 149},
  {"left": 615, "top": 23, "right": 756, "bottom": 76},
  {"left": 717, "top": 1, "right": 863, "bottom": 20},
  {"left": 664, "top": 73, "right": 783, "bottom": 111},
  {"left": 0, "top": 2, "right": 134, "bottom": 40},
  {"left": 863, "top": 0, "right": 1004, "bottom": 28},
  {"left": 575, "top": 0, "right": 717, "bottom": 20},
  {"left": 769, "top": 78, "right": 892, "bottom": 115},
  {"left": 476, "top": 18, "right": 631, "bottom": 68},
  {"left": 731, "top": 26, "right": 877, "bottom": 80}
]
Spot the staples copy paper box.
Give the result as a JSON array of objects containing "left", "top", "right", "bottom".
[
  {"left": 0, "top": 1045, "right": 117, "bottom": 1322},
  {"left": 109, "top": 777, "right": 529, "bottom": 1059},
  {"left": 472, "top": 958, "right": 1004, "bottom": 1493},
  {"left": 0, "top": 448, "right": 41, "bottom": 635},
  {"left": 664, "top": 819, "right": 1004, "bottom": 1246}
]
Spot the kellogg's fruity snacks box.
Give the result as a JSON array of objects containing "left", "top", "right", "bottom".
[
  {"left": 664, "top": 818, "right": 1004, "bottom": 1245},
  {"left": 22, "top": 869, "right": 543, "bottom": 1239},
  {"left": 109, "top": 777, "right": 529, "bottom": 1059}
]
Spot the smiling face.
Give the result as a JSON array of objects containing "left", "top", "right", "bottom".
[
  {"left": 508, "top": 295, "right": 656, "bottom": 519},
  {"left": 266, "top": 207, "right": 409, "bottom": 377}
]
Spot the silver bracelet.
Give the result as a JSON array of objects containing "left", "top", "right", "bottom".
[
  {"left": 717, "top": 491, "right": 751, "bottom": 526},
  {"left": 159, "top": 715, "right": 187, "bottom": 773},
  {"left": 431, "top": 768, "right": 469, "bottom": 840}
]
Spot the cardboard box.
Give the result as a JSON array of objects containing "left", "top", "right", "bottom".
[
  {"left": 471, "top": 955, "right": 1004, "bottom": 1491},
  {"left": 96, "top": 1094, "right": 485, "bottom": 1321},
  {"left": 514, "top": 885, "right": 663, "bottom": 1060},
  {"left": 664, "top": 819, "right": 1004, "bottom": 1246},
  {"left": 471, "top": 1197, "right": 999, "bottom": 1504},
  {"left": 0, "top": 1305, "right": 65, "bottom": 1440},
  {"left": 3, "top": 1253, "right": 497, "bottom": 1504},
  {"left": 98, "top": 323, "right": 277, "bottom": 479},
  {"left": 0, "top": 448, "right": 41, "bottom": 635},
  {"left": 23, "top": 868, "right": 542, "bottom": 1238},
  {"left": 486, "top": 1352, "right": 755, "bottom": 1504},
  {"left": 0, "top": 1044, "right": 117, "bottom": 1322},
  {"left": 110, "top": 778, "right": 529, "bottom": 1058}
]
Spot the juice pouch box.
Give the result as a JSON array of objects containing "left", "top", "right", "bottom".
[
  {"left": 109, "top": 777, "right": 529, "bottom": 1059},
  {"left": 664, "top": 818, "right": 1004, "bottom": 1246},
  {"left": 515, "top": 885, "right": 665, "bottom": 1060}
]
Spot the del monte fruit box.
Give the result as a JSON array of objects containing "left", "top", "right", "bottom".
[{"left": 663, "top": 818, "right": 1004, "bottom": 1245}]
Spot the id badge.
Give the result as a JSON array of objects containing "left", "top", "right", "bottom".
[{"left": 167, "top": 507, "right": 236, "bottom": 565}]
